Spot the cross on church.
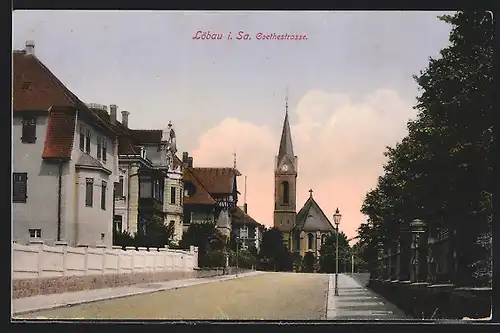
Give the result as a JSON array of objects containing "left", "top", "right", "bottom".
[{"left": 309, "top": 189, "right": 313, "bottom": 197}]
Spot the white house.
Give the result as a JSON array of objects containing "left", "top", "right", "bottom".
[{"left": 12, "top": 41, "right": 119, "bottom": 247}]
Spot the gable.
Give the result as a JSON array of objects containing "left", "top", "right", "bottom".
[{"left": 295, "top": 197, "right": 335, "bottom": 232}]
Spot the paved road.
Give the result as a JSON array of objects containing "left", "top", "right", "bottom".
[
  {"left": 16, "top": 272, "right": 406, "bottom": 320},
  {"left": 18, "top": 272, "right": 329, "bottom": 320}
]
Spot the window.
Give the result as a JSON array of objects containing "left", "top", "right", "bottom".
[
  {"left": 170, "top": 186, "right": 176, "bottom": 204},
  {"left": 152, "top": 180, "right": 159, "bottom": 200},
  {"left": 29, "top": 229, "right": 41, "bottom": 238},
  {"left": 97, "top": 136, "right": 102, "bottom": 160},
  {"left": 139, "top": 177, "right": 152, "bottom": 198},
  {"left": 180, "top": 188, "right": 183, "bottom": 206},
  {"left": 21, "top": 116, "right": 37, "bottom": 143},
  {"left": 102, "top": 139, "right": 107, "bottom": 163},
  {"left": 85, "top": 129, "right": 91, "bottom": 153},
  {"left": 322, "top": 234, "right": 327, "bottom": 246},
  {"left": 240, "top": 226, "right": 248, "bottom": 239},
  {"left": 308, "top": 233, "right": 314, "bottom": 250},
  {"left": 114, "top": 215, "right": 123, "bottom": 232},
  {"left": 101, "top": 233, "right": 105, "bottom": 241},
  {"left": 79, "top": 125, "right": 85, "bottom": 150},
  {"left": 281, "top": 181, "right": 290, "bottom": 205},
  {"left": 101, "top": 181, "right": 107, "bottom": 210},
  {"left": 114, "top": 176, "right": 124, "bottom": 198},
  {"left": 13, "top": 173, "right": 28, "bottom": 203},
  {"left": 85, "top": 178, "right": 94, "bottom": 207}
]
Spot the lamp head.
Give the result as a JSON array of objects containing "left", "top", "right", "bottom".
[{"left": 333, "top": 207, "right": 342, "bottom": 225}]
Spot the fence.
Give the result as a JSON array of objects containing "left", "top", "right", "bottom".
[
  {"left": 12, "top": 240, "right": 199, "bottom": 280},
  {"left": 367, "top": 222, "right": 492, "bottom": 319}
]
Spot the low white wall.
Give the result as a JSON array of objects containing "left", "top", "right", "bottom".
[{"left": 12, "top": 241, "right": 199, "bottom": 280}]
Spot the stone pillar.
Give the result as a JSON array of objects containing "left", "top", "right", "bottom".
[
  {"left": 410, "top": 219, "right": 427, "bottom": 282},
  {"left": 128, "top": 164, "right": 140, "bottom": 234},
  {"left": 55, "top": 241, "right": 68, "bottom": 276}
]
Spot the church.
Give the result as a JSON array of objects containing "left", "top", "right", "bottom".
[{"left": 273, "top": 97, "right": 337, "bottom": 259}]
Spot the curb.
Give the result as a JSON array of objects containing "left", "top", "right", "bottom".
[{"left": 13, "top": 271, "right": 265, "bottom": 316}]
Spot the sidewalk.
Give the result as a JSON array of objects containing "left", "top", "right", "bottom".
[
  {"left": 326, "top": 273, "right": 407, "bottom": 320},
  {"left": 12, "top": 270, "right": 264, "bottom": 316}
]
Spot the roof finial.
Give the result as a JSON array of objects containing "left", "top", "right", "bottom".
[
  {"left": 233, "top": 152, "right": 237, "bottom": 168},
  {"left": 309, "top": 189, "right": 313, "bottom": 197},
  {"left": 168, "top": 120, "right": 172, "bottom": 128},
  {"left": 285, "top": 85, "right": 289, "bottom": 115}
]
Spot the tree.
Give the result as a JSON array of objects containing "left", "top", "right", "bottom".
[
  {"left": 113, "top": 215, "right": 175, "bottom": 249},
  {"left": 319, "top": 232, "right": 351, "bottom": 273},
  {"left": 258, "top": 227, "right": 292, "bottom": 271},
  {"left": 179, "top": 222, "right": 227, "bottom": 267},
  {"left": 358, "top": 11, "right": 493, "bottom": 286},
  {"left": 302, "top": 252, "right": 315, "bottom": 273}
]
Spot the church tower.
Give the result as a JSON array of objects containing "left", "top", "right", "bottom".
[{"left": 273, "top": 90, "right": 297, "bottom": 251}]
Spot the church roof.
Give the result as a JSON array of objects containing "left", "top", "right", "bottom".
[
  {"left": 295, "top": 194, "right": 336, "bottom": 233},
  {"left": 277, "top": 109, "right": 294, "bottom": 163}
]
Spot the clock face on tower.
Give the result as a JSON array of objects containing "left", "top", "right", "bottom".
[{"left": 281, "top": 164, "right": 289, "bottom": 172}]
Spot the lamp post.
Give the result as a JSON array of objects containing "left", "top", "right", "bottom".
[{"left": 333, "top": 208, "right": 342, "bottom": 296}]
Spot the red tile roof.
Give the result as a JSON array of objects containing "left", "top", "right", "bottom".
[
  {"left": 42, "top": 106, "right": 77, "bottom": 159},
  {"left": 230, "top": 206, "right": 263, "bottom": 227},
  {"left": 183, "top": 168, "right": 217, "bottom": 205},
  {"left": 190, "top": 168, "right": 240, "bottom": 195},
  {"left": 13, "top": 50, "right": 118, "bottom": 159},
  {"left": 13, "top": 51, "right": 75, "bottom": 111}
]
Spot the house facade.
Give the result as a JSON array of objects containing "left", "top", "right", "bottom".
[
  {"left": 182, "top": 153, "right": 241, "bottom": 238},
  {"left": 111, "top": 112, "right": 184, "bottom": 243},
  {"left": 230, "top": 204, "right": 265, "bottom": 252},
  {"left": 12, "top": 42, "right": 119, "bottom": 247}
]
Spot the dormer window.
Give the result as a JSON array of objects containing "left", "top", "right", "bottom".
[{"left": 21, "top": 81, "right": 34, "bottom": 91}]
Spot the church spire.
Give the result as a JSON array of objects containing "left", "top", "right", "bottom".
[{"left": 278, "top": 86, "right": 294, "bottom": 161}]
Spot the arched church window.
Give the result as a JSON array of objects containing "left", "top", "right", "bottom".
[
  {"left": 281, "top": 181, "right": 290, "bottom": 205},
  {"left": 308, "top": 233, "right": 314, "bottom": 250}
]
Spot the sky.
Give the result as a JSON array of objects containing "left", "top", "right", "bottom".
[{"left": 13, "top": 10, "right": 454, "bottom": 241}]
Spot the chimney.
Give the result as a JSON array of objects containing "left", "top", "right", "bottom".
[
  {"left": 188, "top": 157, "right": 193, "bottom": 168},
  {"left": 109, "top": 104, "right": 118, "bottom": 124},
  {"left": 121, "top": 110, "right": 130, "bottom": 128},
  {"left": 182, "top": 152, "right": 189, "bottom": 164},
  {"left": 25, "top": 40, "right": 35, "bottom": 56}
]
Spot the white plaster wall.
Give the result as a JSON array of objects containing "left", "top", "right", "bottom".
[
  {"left": 12, "top": 242, "right": 198, "bottom": 279},
  {"left": 75, "top": 168, "right": 113, "bottom": 247},
  {"left": 12, "top": 115, "right": 61, "bottom": 246}
]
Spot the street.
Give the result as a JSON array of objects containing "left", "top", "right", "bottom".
[{"left": 16, "top": 273, "right": 405, "bottom": 320}]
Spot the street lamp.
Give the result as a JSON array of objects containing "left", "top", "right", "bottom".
[{"left": 333, "top": 207, "right": 342, "bottom": 296}]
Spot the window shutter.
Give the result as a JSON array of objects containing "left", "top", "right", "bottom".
[
  {"left": 13, "top": 173, "right": 28, "bottom": 203},
  {"left": 97, "top": 137, "right": 102, "bottom": 159},
  {"left": 21, "top": 116, "right": 37, "bottom": 143}
]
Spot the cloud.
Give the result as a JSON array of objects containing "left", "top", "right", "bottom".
[{"left": 190, "top": 89, "right": 415, "bottom": 240}]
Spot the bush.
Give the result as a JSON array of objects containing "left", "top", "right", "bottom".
[{"left": 199, "top": 250, "right": 226, "bottom": 268}]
